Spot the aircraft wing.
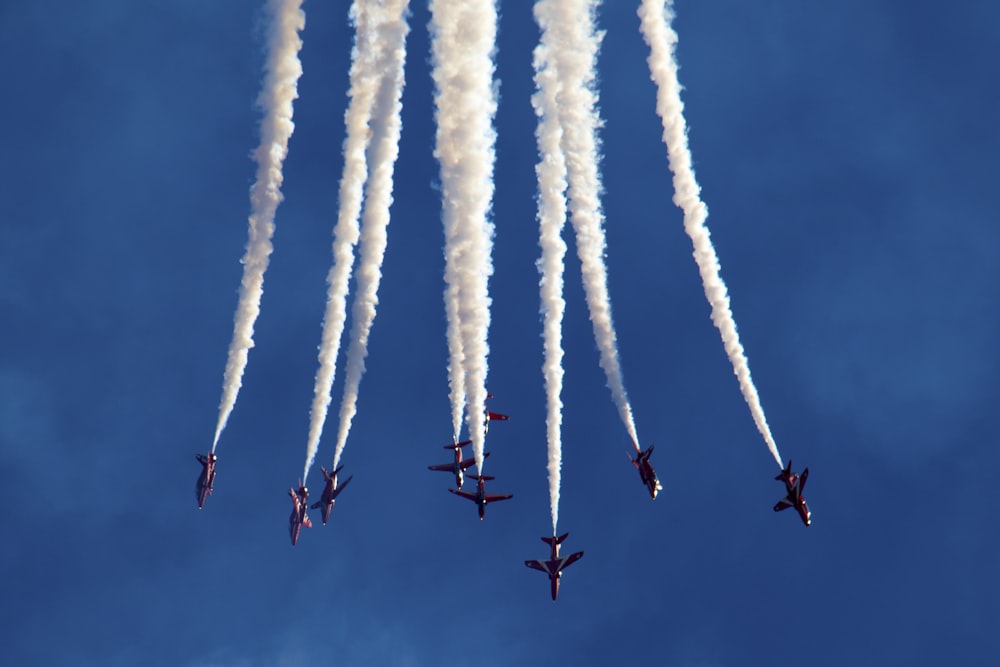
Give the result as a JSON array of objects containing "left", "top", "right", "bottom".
[
  {"left": 525, "top": 559, "right": 550, "bottom": 574},
  {"left": 309, "top": 500, "right": 323, "bottom": 509},
  {"left": 336, "top": 476, "right": 353, "bottom": 493},
  {"left": 487, "top": 411, "right": 509, "bottom": 421},
  {"left": 773, "top": 498, "right": 792, "bottom": 512},
  {"left": 798, "top": 468, "right": 809, "bottom": 493},
  {"left": 449, "top": 489, "right": 478, "bottom": 502},
  {"left": 302, "top": 514, "right": 313, "bottom": 529},
  {"left": 484, "top": 493, "right": 513, "bottom": 504},
  {"left": 428, "top": 463, "right": 455, "bottom": 472},
  {"left": 560, "top": 551, "right": 584, "bottom": 570},
  {"left": 458, "top": 457, "right": 478, "bottom": 471}
]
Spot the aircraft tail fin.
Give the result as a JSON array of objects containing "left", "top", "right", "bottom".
[
  {"left": 775, "top": 460, "right": 792, "bottom": 481},
  {"left": 468, "top": 474, "right": 495, "bottom": 481},
  {"left": 445, "top": 440, "right": 473, "bottom": 449},
  {"left": 542, "top": 532, "right": 569, "bottom": 547}
]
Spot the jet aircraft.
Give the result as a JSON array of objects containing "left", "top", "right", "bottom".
[
  {"left": 773, "top": 460, "right": 811, "bottom": 527},
  {"left": 524, "top": 532, "right": 585, "bottom": 601},
  {"left": 310, "top": 465, "right": 353, "bottom": 525},
  {"left": 288, "top": 484, "right": 312, "bottom": 546},
  {"left": 628, "top": 443, "right": 662, "bottom": 500},
  {"left": 195, "top": 452, "right": 217, "bottom": 509},
  {"left": 448, "top": 474, "right": 512, "bottom": 520},
  {"left": 428, "top": 440, "right": 490, "bottom": 488},
  {"left": 483, "top": 393, "right": 509, "bottom": 434}
]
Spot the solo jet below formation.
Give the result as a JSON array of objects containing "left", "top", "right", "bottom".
[
  {"left": 428, "top": 440, "right": 491, "bottom": 489},
  {"left": 524, "top": 532, "right": 584, "bottom": 601},
  {"left": 628, "top": 443, "right": 662, "bottom": 500},
  {"left": 288, "top": 484, "right": 312, "bottom": 546},
  {"left": 448, "top": 474, "right": 513, "bottom": 520},
  {"left": 195, "top": 452, "right": 217, "bottom": 509},
  {"left": 310, "top": 465, "right": 353, "bottom": 525},
  {"left": 774, "top": 460, "right": 811, "bottom": 527}
]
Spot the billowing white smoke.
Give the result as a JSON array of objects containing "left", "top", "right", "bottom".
[
  {"left": 332, "top": 0, "right": 411, "bottom": 471},
  {"left": 212, "top": 0, "right": 305, "bottom": 452},
  {"left": 532, "top": 0, "right": 570, "bottom": 535},
  {"left": 429, "top": 0, "right": 499, "bottom": 471},
  {"left": 638, "top": 0, "right": 783, "bottom": 468},
  {"left": 558, "top": 0, "right": 641, "bottom": 448},
  {"left": 301, "top": 0, "right": 380, "bottom": 482}
]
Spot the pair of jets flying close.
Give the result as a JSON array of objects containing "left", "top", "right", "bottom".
[{"left": 195, "top": 400, "right": 811, "bottom": 600}]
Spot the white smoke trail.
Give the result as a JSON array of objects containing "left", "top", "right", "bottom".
[
  {"left": 558, "top": 0, "right": 641, "bottom": 448},
  {"left": 332, "top": 0, "right": 411, "bottom": 471},
  {"left": 429, "top": 0, "right": 499, "bottom": 471},
  {"left": 212, "top": 0, "right": 305, "bottom": 452},
  {"left": 638, "top": 0, "right": 783, "bottom": 468},
  {"left": 300, "top": 0, "right": 381, "bottom": 483},
  {"left": 532, "top": 0, "right": 570, "bottom": 535}
]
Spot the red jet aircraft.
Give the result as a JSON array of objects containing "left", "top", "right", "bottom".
[
  {"left": 628, "top": 443, "right": 662, "bottom": 500},
  {"left": 428, "top": 440, "right": 491, "bottom": 488},
  {"left": 288, "top": 484, "right": 312, "bottom": 546},
  {"left": 310, "top": 465, "right": 353, "bottom": 525},
  {"left": 774, "top": 460, "right": 811, "bottom": 527},
  {"left": 448, "top": 474, "right": 512, "bottom": 520},
  {"left": 195, "top": 452, "right": 217, "bottom": 509},
  {"left": 524, "top": 532, "right": 585, "bottom": 601},
  {"left": 483, "top": 393, "right": 509, "bottom": 434}
]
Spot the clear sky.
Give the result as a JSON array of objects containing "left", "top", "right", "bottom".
[{"left": 2, "top": 1, "right": 998, "bottom": 665}]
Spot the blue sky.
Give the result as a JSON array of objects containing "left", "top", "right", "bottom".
[{"left": 2, "top": 1, "right": 999, "bottom": 665}]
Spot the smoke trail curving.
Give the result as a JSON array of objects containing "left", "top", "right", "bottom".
[
  {"left": 638, "top": 0, "right": 783, "bottom": 468},
  {"left": 558, "top": 0, "right": 641, "bottom": 448},
  {"left": 429, "top": 0, "right": 499, "bottom": 471},
  {"left": 532, "top": 0, "right": 571, "bottom": 535},
  {"left": 301, "top": 0, "right": 381, "bottom": 483},
  {"left": 212, "top": 0, "right": 305, "bottom": 452},
  {"left": 332, "top": 0, "right": 411, "bottom": 471}
]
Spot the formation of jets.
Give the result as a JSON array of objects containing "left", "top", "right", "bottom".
[
  {"left": 774, "top": 460, "right": 811, "bottom": 527},
  {"left": 196, "top": 393, "right": 811, "bottom": 597},
  {"left": 434, "top": 396, "right": 512, "bottom": 521},
  {"left": 524, "top": 532, "right": 584, "bottom": 601}
]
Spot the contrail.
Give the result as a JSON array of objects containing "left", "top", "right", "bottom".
[
  {"left": 429, "top": 0, "right": 499, "bottom": 471},
  {"left": 532, "top": 0, "right": 571, "bottom": 534},
  {"left": 638, "top": 0, "right": 783, "bottom": 468},
  {"left": 211, "top": 0, "right": 305, "bottom": 452},
  {"left": 332, "top": 0, "right": 411, "bottom": 472},
  {"left": 558, "top": 0, "right": 641, "bottom": 448},
  {"left": 301, "top": 0, "right": 381, "bottom": 483}
]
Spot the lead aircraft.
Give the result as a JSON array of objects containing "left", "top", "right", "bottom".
[
  {"left": 524, "top": 532, "right": 584, "bottom": 601},
  {"left": 310, "top": 465, "right": 352, "bottom": 525},
  {"left": 448, "top": 474, "right": 512, "bottom": 520},
  {"left": 428, "top": 440, "right": 490, "bottom": 489},
  {"left": 195, "top": 452, "right": 217, "bottom": 509},
  {"left": 773, "top": 460, "right": 811, "bottom": 527}
]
